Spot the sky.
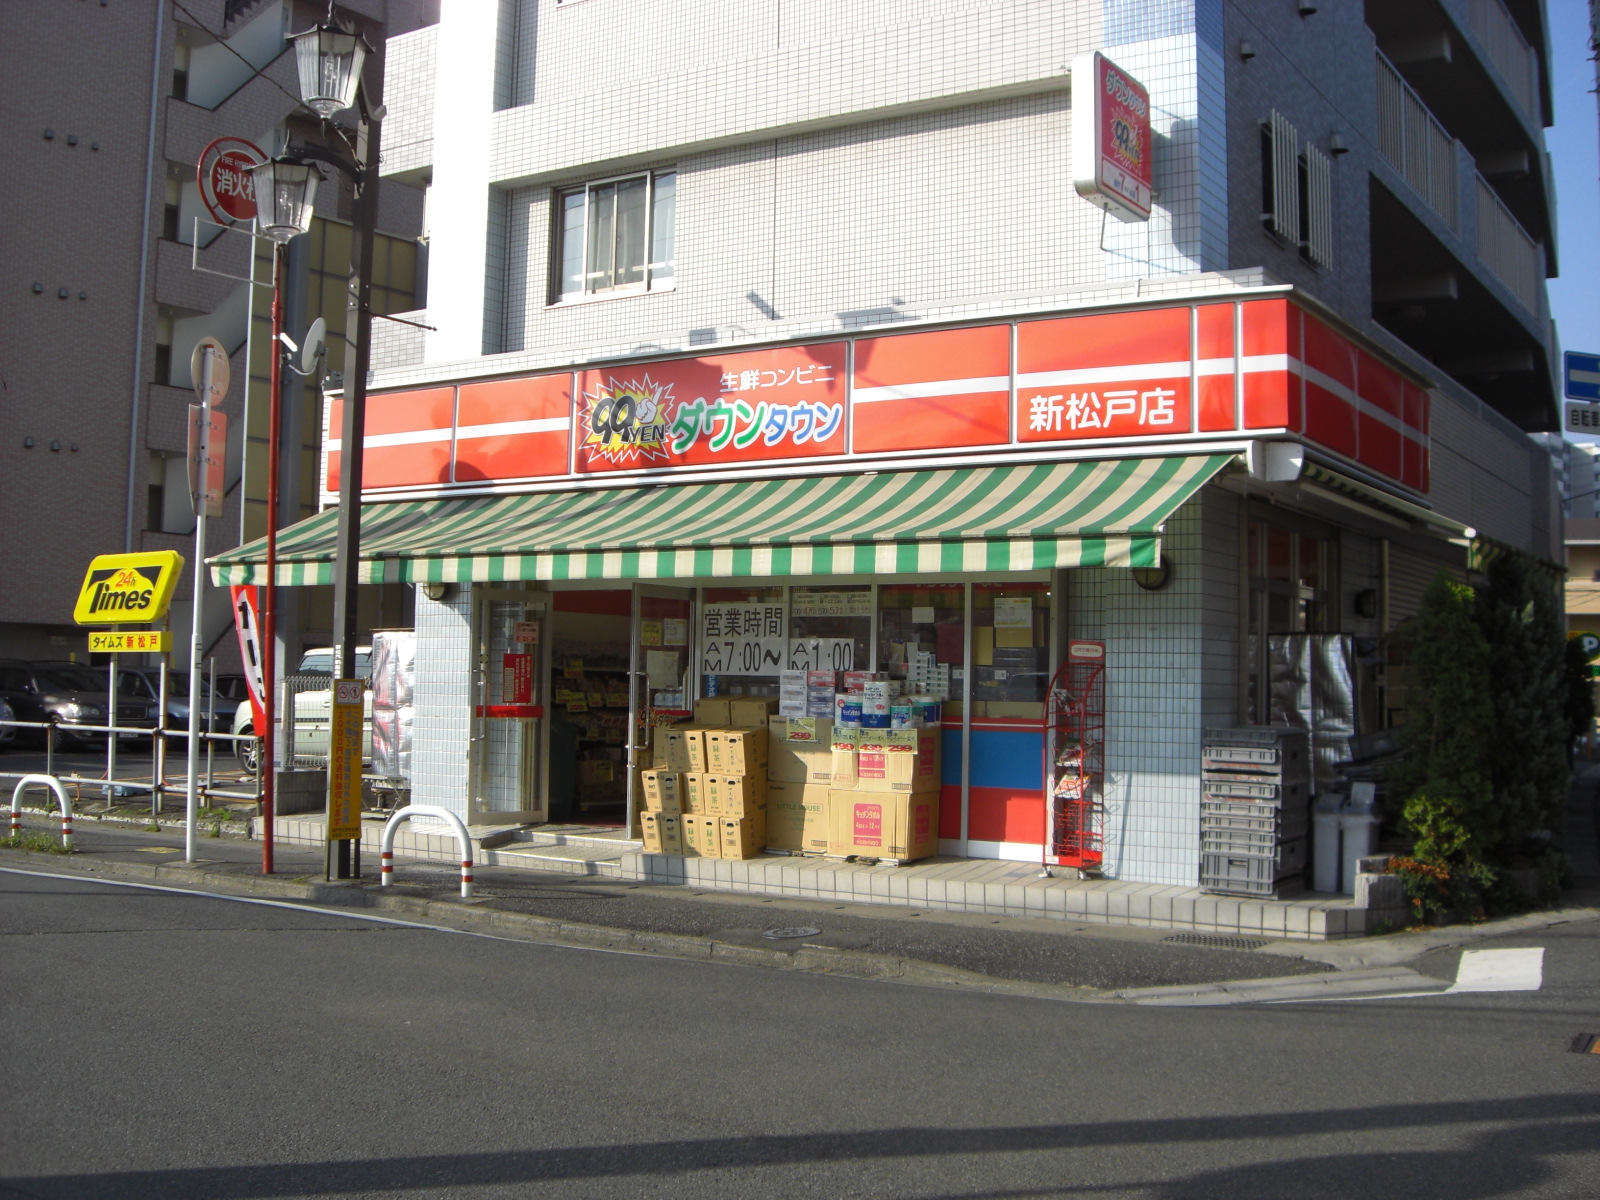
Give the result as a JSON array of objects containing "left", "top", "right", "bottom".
[{"left": 1546, "top": 0, "right": 1600, "bottom": 441}]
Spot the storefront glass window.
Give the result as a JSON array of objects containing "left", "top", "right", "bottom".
[
  {"left": 972, "top": 582, "right": 1051, "bottom": 718},
  {"left": 791, "top": 586, "right": 872, "bottom": 673},
  {"left": 699, "top": 585, "right": 785, "bottom": 699},
  {"left": 877, "top": 584, "right": 964, "bottom": 714}
]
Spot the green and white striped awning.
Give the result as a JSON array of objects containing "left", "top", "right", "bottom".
[{"left": 209, "top": 455, "right": 1235, "bottom": 586}]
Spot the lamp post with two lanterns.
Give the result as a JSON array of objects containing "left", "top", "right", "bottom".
[{"left": 248, "top": 14, "right": 382, "bottom": 880}]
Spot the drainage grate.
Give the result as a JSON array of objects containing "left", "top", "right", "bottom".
[
  {"left": 1568, "top": 1034, "right": 1600, "bottom": 1055},
  {"left": 763, "top": 926, "right": 821, "bottom": 940},
  {"left": 1162, "top": 933, "right": 1271, "bottom": 951}
]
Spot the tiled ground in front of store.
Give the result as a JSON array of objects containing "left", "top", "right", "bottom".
[{"left": 271, "top": 815, "right": 1374, "bottom": 940}]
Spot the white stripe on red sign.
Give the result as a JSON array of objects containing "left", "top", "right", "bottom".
[{"left": 852, "top": 376, "right": 1011, "bottom": 404}]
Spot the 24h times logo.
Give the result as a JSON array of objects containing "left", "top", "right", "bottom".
[{"left": 580, "top": 375, "right": 674, "bottom": 464}]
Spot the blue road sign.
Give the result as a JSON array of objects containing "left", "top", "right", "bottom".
[{"left": 1565, "top": 351, "right": 1600, "bottom": 401}]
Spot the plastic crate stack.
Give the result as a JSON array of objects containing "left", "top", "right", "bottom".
[{"left": 1200, "top": 727, "right": 1311, "bottom": 897}]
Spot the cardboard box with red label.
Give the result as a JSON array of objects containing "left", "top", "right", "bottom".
[
  {"left": 826, "top": 788, "right": 939, "bottom": 862},
  {"left": 854, "top": 727, "right": 941, "bottom": 792}
]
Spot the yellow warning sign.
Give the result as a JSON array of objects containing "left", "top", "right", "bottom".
[
  {"left": 327, "top": 680, "right": 364, "bottom": 842},
  {"left": 73, "top": 551, "right": 184, "bottom": 626},
  {"left": 89, "top": 631, "right": 171, "bottom": 654}
]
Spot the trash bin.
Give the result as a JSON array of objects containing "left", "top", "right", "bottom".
[
  {"left": 1313, "top": 796, "right": 1344, "bottom": 893},
  {"left": 1339, "top": 800, "right": 1380, "bottom": 896}
]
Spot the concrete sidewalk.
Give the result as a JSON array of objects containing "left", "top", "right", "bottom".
[{"left": 270, "top": 811, "right": 1395, "bottom": 941}]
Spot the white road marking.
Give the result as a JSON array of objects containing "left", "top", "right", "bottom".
[
  {"left": 0, "top": 866, "right": 656, "bottom": 957},
  {"left": 1446, "top": 947, "right": 1544, "bottom": 993}
]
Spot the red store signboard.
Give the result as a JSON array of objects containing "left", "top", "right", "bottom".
[{"left": 328, "top": 298, "right": 1431, "bottom": 499}]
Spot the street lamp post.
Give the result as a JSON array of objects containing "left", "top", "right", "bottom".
[{"left": 249, "top": 11, "right": 383, "bottom": 881}]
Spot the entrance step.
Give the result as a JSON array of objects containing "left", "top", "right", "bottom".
[
  {"left": 479, "top": 839, "right": 631, "bottom": 877},
  {"left": 496, "top": 824, "right": 643, "bottom": 853}
]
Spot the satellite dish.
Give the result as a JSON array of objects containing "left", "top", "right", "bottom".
[{"left": 301, "top": 317, "right": 326, "bottom": 376}]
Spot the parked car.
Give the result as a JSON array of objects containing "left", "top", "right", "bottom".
[
  {"left": 0, "top": 660, "right": 156, "bottom": 747},
  {"left": 0, "top": 696, "right": 15, "bottom": 749},
  {"left": 116, "top": 666, "right": 226, "bottom": 732},
  {"left": 232, "top": 647, "right": 374, "bottom": 771},
  {"left": 210, "top": 674, "right": 251, "bottom": 705}
]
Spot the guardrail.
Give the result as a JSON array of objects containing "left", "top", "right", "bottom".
[{"left": 0, "top": 716, "right": 262, "bottom": 812}]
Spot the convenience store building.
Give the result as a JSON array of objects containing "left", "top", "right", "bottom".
[
  {"left": 213, "top": 287, "right": 1487, "bottom": 887},
  {"left": 211, "top": 0, "right": 1562, "bottom": 889}
]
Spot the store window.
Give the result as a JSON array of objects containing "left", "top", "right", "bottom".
[
  {"left": 1245, "top": 510, "right": 1337, "bottom": 722},
  {"left": 792, "top": 586, "right": 872, "bottom": 673},
  {"left": 972, "top": 582, "right": 1051, "bottom": 718},
  {"left": 553, "top": 170, "right": 676, "bottom": 302},
  {"left": 700, "top": 585, "right": 785, "bottom": 699},
  {"left": 877, "top": 584, "right": 964, "bottom": 714}
]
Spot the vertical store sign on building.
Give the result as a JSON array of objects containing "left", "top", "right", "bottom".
[{"left": 1071, "top": 52, "right": 1152, "bottom": 223}]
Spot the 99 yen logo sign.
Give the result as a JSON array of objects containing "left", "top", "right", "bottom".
[{"left": 580, "top": 375, "right": 673, "bottom": 464}]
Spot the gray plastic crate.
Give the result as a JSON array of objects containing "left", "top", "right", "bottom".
[
  {"left": 1201, "top": 828, "right": 1277, "bottom": 855},
  {"left": 1203, "top": 777, "right": 1307, "bottom": 802},
  {"left": 1200, "top": 852, "right": 1277, "bottom": 896},
  {"left": 1199, "top": 801, "right": 1278, "bottom": 834},
  {"left": 1202, "top": 744, "right": 1279, "bottom": 766},
  {"left": 1200, "top": 839, "right": 1308, "bottom": 896}
]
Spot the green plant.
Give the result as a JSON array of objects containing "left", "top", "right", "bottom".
[
  {"left": 1473, "top": 556, "right": 1568, "bottom": 858},
  {"left": 0, "top": 831, "right": 74, "bottom": 855},
  {"left": 144, "top": 822, "right": 161, "bottom": 833},
  {"left": 1388, "top": 574, "right": 1499, "bottom": 861},
  {"left": 1388, "top": 854, "right": 1494, "bottom": 924}
]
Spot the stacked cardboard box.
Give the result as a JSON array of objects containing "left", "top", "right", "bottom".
[
  {"left": 767, "top": 715, "right": 942, "bottom": 863},
  {"left": 767, "top": 716, "right": 835, "bottom": 854},
  {"left": 639, "top": 718, "right": 771, "bottom": 860}
]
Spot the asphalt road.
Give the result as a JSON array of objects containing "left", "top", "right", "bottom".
[{"left": 1, "top": 870, "right": 1596, "bottom": 1199}]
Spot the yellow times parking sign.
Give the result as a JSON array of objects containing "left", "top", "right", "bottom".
[
  {"left": 73, "top": 551, "right": 185, "bottom": 625},
  {"left": 88, "top": 631, "right": 171, "bottom": 654}
]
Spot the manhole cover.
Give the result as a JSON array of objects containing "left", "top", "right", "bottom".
[
  {"left": 763, "top": 926, "right": 821, "bottom": 940},
  {"left": 1162, "top": 933, "right": 1270, "bottom": 951}
]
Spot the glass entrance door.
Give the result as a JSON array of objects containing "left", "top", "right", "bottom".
[
  {"left": 469, "top": 589, "right": 547, "bottom": 825},
  {"left": 627, "top": 585, "right": 695, "bottom": 834}
]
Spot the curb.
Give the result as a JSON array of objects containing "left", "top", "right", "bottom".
[{"left": 0, "top": 848, "right": 1116, "bottom": 1006}]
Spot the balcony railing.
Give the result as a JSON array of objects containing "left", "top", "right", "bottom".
[
  {"left": 1476, "top": 174, "right": 1542, "bottom": 314},
  {"left": 1375, "top": 52, "right": 1458, "bottom": 230},
  {"left": 1465, "top": 0, "right": 1539, "bottom": 123}
]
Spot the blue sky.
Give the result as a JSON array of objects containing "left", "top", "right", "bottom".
[{"left": 1547, "top": 0, "right": 1599, "bottom": 439}]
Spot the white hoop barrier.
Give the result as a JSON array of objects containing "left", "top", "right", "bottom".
[
  {"left": 379, "top": 805, "right": 474, "bottom": 900},
  {"left": 11, "top": 775, "right": 73, "bottom": 849}
]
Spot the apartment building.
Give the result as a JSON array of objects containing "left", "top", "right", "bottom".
[
  {"left": 0, "top": 0, "right": 430, "bottom": 669},
  {"left": 216, "top": 0, "right": 1564, "bottom": 889}
]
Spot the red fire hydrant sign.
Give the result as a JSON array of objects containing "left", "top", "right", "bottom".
[{"left": 502, "top": 653, "right": 533, "bottom": 704}]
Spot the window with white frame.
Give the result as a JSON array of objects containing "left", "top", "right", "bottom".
[{"left": 553, "top": 170, "right": 676, "bottom": 302}]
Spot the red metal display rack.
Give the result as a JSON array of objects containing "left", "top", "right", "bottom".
[{"left": 1043, "top": 641, "right": 1106, "bottom": 874}]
